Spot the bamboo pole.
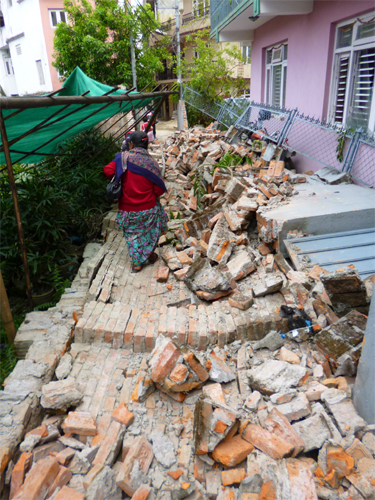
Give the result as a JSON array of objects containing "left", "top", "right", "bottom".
[
  {"left": 0, "top": 91, "right": 178, "bottom": 110},
  {"left": 0, "top": 270, "right": 16, "bottom": 345},
  {"left": 0, "top": 110, "right": 34, "bottom": 311},
  {"left": 144, "top": 95, "right": 167, "bottom": 134}
]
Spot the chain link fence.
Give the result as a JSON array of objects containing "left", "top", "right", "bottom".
[{"left": 182, "top": 85, "right": 375, "bottom": 188}]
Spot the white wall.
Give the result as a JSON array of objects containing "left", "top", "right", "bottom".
[{"left": 0, "top": 0, "right": 52, "bottom": 95}]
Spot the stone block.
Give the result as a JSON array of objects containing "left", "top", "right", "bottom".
[
  {"left": 41, "top": 377, "right": 83, "bottom": 410},
  {"left": 224, "top": 250, "right": 255, "bottom": 282},
  {"left": 85, "top": 465, "right": 122, "bottom": 500},
  {"left": 117, "top": 436, "right": 154, "bottom": 496},
  {"left": 291, "top": 414, "right": 331, "bottom": 452},
  {"left": 228, "top": 294, "right": 253, "bottom": 310},
  {"left": 194, "top": 398, "right": 238, "bottom": 454},
  {"left": 326, "top": 445, "right": 354, "bottom": 478},
  {"left": 208, "top": 351, "right": 236, "bottom": 383},
  {"left": 13, "top": 457, "right": 59, "bottom": 500},
  {"left": 253, "top": 277, "right": 283, "bottom": 297},
  {"left": 279, "top": 347, "right": 300, "bottom": 364},
  {"left": 224, "top": 211, "right": 242, "bottom": 232},
  {"left": 274, "top": 393, "right": 311, "bottom": 422},
  {"left": 212, "top": 435, "right": 254, "bottom": 467},
  {"left": 207, "top": 217, "right": 233, "bottom": 266},
  {"left": 269, "top": 458, "right": 318, "bottom": 500},
  {"left": 184, "top": 258, "right": 231, "bottom": 301},
  {"left": 62, "top": 411, "right": 97, "bottom": 436},
  {"left": 253, "top": 330, "right": 285, "bottom": 352},
  {"left": 321, "top": 389, "right": 367, "bottom": 436},
  {"left": 225, "top": 179, "right": 246, "bottom": 201},
  {"left": 242, "top": 424, "right": 294, "bottom": 460},
  {"left": 247, "top": 360, "right": 307, "bottom": 395},
  {"left": 345, "top": 438, "right": 373, "bottom": 461},
  {"left": 263, "top": 409, "right": 304, "bottom": 457}
]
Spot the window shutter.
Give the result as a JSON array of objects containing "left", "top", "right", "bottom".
[
  {"left": 347, "top": 47, "right": 375, "bottom": 129},
  {"left": 272, "top": 64, "right": 282, "bottom": 107},
  {"left": 333, "top": 53, "right": 350, "bottom": 124}
]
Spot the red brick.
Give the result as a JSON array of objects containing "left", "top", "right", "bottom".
[
  {"left": 111, "top": 402, "right": 134, "bottom": 426},
  {"left": 221, "top": 468, "right": 246, "bottom": 486},
  {"left": 132, "top": 484, "right": 152, "bottom": 500},
  {"left": 54, "top": 447, "right": 75, "bottom": 467},
  {"left": 263, "top": 409, "right": 304, "bottom": 458},
  {"left": 168, "top": 470, "right": 184, "bottom": 480},
  {"left": 62, "top": 411, "right": 97, "bottom": 436},
  {"left": 13, "top": 457, "right": 59, "bottom": 500},
  {"left": 169, "top": 363, "right": 188, "bottom": 383},
  {"left": 149, "top": 339, "right": 180, "bottom": 384},
  {"left": 258, "top": 481, "right": 276, "bottom": 500},
  {"left": 242, "top": 424, "right": 294, "bottom": 460},
  {"left": 212, "top": 435, "right": 254, "bottom": 467},
  {"left": 46, "top": 466, "right": 72, "bottom": 499},
  {"left": 9, "top": 452, "right": 32, "bottom": 500},
  {"left": 184, "top": 351, "right": 209, "bottom": 382},
  {"left": 53, "top": 486, "right": 85, "bottom": 500},
  {"left": 83, "top": 463, "right": 104, "bottom": 491},
  {"left": 117, "top": 436, "right": 154, "bottom": 496},
  {"left": 157, "top": 267, "right": 170, "bottom": 283},
  {"left": 326, "top": 445, "right": 354, "bottom": 478}
]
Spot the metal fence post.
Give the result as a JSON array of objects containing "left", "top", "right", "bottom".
[
  {"left": 278, "top": 108, "right": 297, "bottom": 147},
  {"left": 342, "top": 127, "right": 363, "bottom": 173}
]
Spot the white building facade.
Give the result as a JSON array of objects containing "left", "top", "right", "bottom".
[{"left": 0, "top": 0, "right": 65, "bottom": 96}]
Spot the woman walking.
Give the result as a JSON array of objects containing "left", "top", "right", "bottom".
[{"left": 104, "top": 131, "right": 168, "bottom": 272}]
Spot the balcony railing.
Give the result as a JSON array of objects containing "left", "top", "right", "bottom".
[
  {"left": 156, "top": 67, "right": 176, "bottom": 81},
  {"left": 182, "top": 7, "right": 210, "bottom": 25},
  {"left": 159, "top": 7, "right": 210, "bottom": 31},
  {"left": 210, "top": 0, "right": 254, "bottom": 34}
]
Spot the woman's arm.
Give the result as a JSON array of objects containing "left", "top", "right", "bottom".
[{"left": 103, "top": 161, "right": 116, "bottom": 179}]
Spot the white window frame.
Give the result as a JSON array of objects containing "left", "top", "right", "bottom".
[
  {"left": 36, "top": 60, "right": 45, "bottom": 85},
  {"left": 193, "top": 0, "right": 210, "bottom": 18},
  {"left": 3, "top": 55, "right": 14, "bottom": 76},
  {"left": 49, "top": 9, "right": 67, "bottom": 28},
  {"left": 329, "top": 12, "right": 375, "bottom": 133},
  {"left": 242, "top": 45, "right": 251, "bottom": 65},
  {"left": 264, "top": 43, "right": 287, "bottom": 108}
]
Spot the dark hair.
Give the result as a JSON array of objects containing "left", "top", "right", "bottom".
[{"left": 130, "top": 131, "right": 148, "bottom": 150}]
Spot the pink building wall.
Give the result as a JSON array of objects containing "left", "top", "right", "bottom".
[
  {"left": 39, "top": 0, "right": 65, "bottom": 91},
  {"left": 251, "top": 0, "right": 375, "bottom": 119}
]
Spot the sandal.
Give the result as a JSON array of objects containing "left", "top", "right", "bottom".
[
  {"left": 148, "top": 252, "right": 159, "bottom": 264},
  {"left": 132, "top": 264, "right": 142, "bottom": 273}
]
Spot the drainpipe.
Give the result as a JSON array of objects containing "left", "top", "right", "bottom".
[{"left": 353, "top": 297, "right": 375, "bottom": 424}]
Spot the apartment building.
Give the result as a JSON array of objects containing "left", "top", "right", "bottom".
[
  {"left": 151, "top": 0, "right": 251, "bottom": 119},
  {"left": 0, "top": 0, "right": 65, "bottom": 96}
]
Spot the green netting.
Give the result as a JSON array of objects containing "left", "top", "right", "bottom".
[{"left": 0, "top": 67, "right": 156, "bottom": 164}]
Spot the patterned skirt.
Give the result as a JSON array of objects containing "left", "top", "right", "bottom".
[{"left": 116, "top": 201, "right": 168, "bottom": 267}]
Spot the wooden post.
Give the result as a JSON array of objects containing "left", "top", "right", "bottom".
[
  {"left": 0, "top": 109, "right": 34, "bottom": 310},
  {"left": 0, "top": 270, "right": 16, "bottom": 345}
]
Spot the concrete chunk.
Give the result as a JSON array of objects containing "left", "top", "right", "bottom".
[{"left": 247, "top": 360, "right": 307, "bottom": 395}]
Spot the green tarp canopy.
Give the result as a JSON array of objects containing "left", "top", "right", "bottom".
[{"left": 0, "top": 67, "right": 156, "bottom": 164}]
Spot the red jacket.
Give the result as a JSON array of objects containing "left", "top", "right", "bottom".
[{"left": 104, "top": 161, "right": 165, "bottom": 211}]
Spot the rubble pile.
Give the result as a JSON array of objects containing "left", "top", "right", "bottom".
[
  {"left": 6, "top": 328, "right": 375, "bottom": 500},
  {"left": 147, "top": 128, "right": 372, "bottom": 325}
]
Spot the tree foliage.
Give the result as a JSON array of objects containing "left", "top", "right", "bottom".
[
  {"left": 177, "top": 28, "right": 245, "bottom": 101},
  {"left": 53, "top": 0, "right": 170, "bottom": 89}
]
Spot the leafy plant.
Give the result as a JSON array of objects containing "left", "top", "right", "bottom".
[
  {"left": 0, "top": 315, "right": 24, "bottom": 388},
  {"left": 336, "top": 128, "right": 352, "bottom": 162},
  {"left": 175, "top": 29, "right": 245, "bottom": 104},
  {"left": 191, "top": 167, "right": 207, "bottom": 210},
  {"left": 53, "top": 0, "right": 170, "bottom": 89},
  {"left": 211, "top": 152, "right": 244, "bottom": 177}
]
